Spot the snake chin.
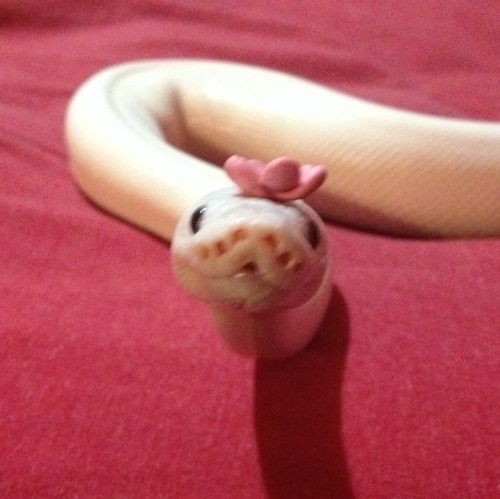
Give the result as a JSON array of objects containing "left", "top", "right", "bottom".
[{"left": 173, "top": 254, "right": 325, "bottom": 312}]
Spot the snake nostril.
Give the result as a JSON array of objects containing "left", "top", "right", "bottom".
[
  {"left": 262, "top": 233, "right": 278, "bottom": 249},
  {"left": 277, "top": 252, "right": 292, "bottom": 267},
  {"left": 232, "top": 228, "right": 248, "bottom": 243}
]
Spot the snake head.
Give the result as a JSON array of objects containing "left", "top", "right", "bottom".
[
  {"left": 171, "top": 188, "right": 329, "bottom": 312},
  {"left": 223, "top": 155, "right": 327, "bottom": 202}
]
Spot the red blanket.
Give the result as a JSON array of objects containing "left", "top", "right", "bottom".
[{"left": 1, "top": 1, "right": 499, "bottom": 497}]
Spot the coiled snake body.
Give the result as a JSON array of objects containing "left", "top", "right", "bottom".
[{"left": 65, "top": 59, "right": 500, "bottom": 357}]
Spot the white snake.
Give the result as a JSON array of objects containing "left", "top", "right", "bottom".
[{"left": 65, "top": 59, "right": 500, "bottom": 357}]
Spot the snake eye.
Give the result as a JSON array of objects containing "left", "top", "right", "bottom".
[
  {"left": 306, "top": 220, "right": 321, "bottom": 249},
  {"left": 190, "top": 205, "right": 207, "bottom": 234}
]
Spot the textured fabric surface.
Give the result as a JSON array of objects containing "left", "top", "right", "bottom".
[{"left": 1, "top": 1, "right": 499, "bottom": 497}]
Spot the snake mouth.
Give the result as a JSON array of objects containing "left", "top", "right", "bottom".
[
  {"left": 206, "top": 267, "right": 285, "bottom": 310},
  {"left": 219, "top": 267, "right": 280, "bottom": 290},
  {"left": 237, "top": 261, "right": 258, "bottom": 274},
  {"left": 173, "top": 248, "right": 325, "bottom": 311},
  {"left": 211, "top": 263, "right": 325, "bottom": 312}
]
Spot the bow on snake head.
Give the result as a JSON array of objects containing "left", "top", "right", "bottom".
[{"left": 171, "top": 157, "right": 332, "bottom": 357}]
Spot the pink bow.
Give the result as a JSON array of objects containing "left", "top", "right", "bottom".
[{"left": 223, "top": 156, "right": 327, "bottom": 201}]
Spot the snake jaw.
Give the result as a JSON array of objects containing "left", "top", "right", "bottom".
[{"left": 173, "top": 239, "right": 318, "bottom": 312}]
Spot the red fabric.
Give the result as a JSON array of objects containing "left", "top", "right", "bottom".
[{"left": 1, "top": 1, "right": 499, "bottom": 497}]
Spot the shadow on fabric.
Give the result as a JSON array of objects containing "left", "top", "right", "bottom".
[{"left": 254, "top": 287, "right": 353, "bottom": 499}]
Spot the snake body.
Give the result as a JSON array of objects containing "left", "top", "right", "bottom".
[
  {"left": 65, "top": 59, "right": 500, "bottom": 357},
  {"left": 66, "top": 59, "right": 500, "bottom": 239}
]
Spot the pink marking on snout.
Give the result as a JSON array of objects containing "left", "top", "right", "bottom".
[{"left": 196, "top": 226, "right": 304, "bottom": 274}]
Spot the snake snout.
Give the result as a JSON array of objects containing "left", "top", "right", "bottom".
[{"left": 194, "top": 225, "right": 306, "bottom": 277}]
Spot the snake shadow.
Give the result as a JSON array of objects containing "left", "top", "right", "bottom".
[{"left": 254, "top": 286, "right": 353, "bottom": 499}]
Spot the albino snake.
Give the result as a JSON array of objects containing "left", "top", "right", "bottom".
[{"left": 65, "top": 59, "right": 500, "bottom": 357}]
